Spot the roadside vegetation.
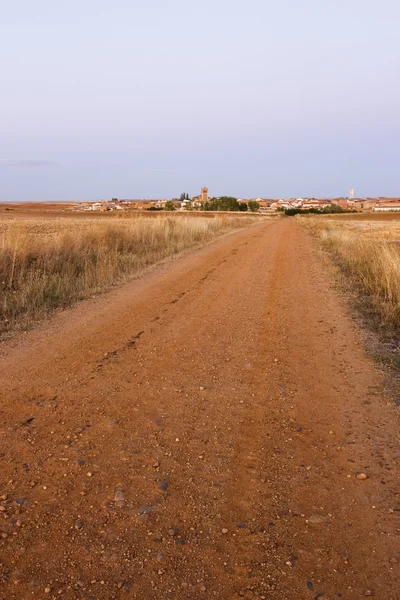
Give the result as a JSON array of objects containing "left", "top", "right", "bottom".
[
  {"left": 0, "top": 214, "right": 261, "bottom": 335},
  {"left": 283, "top": 205, "right": 354, "bottom": 216},
  {"left": 302, "top": 217, "right": 400, "bottom": 327}
]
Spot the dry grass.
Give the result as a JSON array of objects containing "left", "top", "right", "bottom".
[
  {"left": 0, "top": 214, "right": 260, "bottom": 335},
  {"left": 301, "top": 216, "right": 400, "bottom": 326}
]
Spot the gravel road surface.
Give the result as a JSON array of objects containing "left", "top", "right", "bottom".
[{"left": 0, "top": 219, "right": 399, "bottom": 599}]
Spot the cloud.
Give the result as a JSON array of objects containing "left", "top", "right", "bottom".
[{"left": 0, "top": 159, "right": 58, "bottom": 168}]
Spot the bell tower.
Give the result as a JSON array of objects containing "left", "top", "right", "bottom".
[{"left": 201, "top": 187, "right": 209, "bottom": 202}]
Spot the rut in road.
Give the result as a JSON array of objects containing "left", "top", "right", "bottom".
[{"left": 0, "top": 219, "right": 399, "bottom": 600}]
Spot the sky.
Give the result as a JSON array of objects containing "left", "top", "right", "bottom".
[{"left": 1, "top": 0, "right": 399, "bottom": 201}]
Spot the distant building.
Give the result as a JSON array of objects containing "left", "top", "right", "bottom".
[
  {"left": 359, "top": 199, "right": 377, "bottom": 211},
  {"left": 301, "top": 200, "right": 331, "bottom": 210},
  {"left": 331, "top": 198, "right": 349, "bottom": 210},
  {"left": 373, "top": 203, "right": 400, "bottom": 212},
  {"left": 200, "top": 187, "right": 209, "bottom": 202},
  {"left": 180, "top": 198, "right": 192, "bottom": 210},
  {"left": 192, "top": 187, "right": 209, "bottom": 206}
]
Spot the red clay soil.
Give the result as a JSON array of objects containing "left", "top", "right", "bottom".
[{"left": 0, "top": 219, "right": 399, "bottom": 600}]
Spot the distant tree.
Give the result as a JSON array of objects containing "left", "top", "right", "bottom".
[
  {"left": 321, "top": 203, "right": 345, "bottom": 214},
  {"left": 248, "top": 200, "right": 260, "bottom": 212},
  {"left": 238, "top": 202, "right": 248, "bottom": 212},
  {"left": 112, "top": 197, "right": 118, "bottom": 202},
  {"left": 284, "top": 204, "right": 349, "bottom": 216},
  {"left": 220, "top": 197, "right": 240, "bottom": 211},
  {"left": 203, "top": 197, "right": 240, "bottom": 211},
  {"left": 164, "top": 201, "right": 176, "bottom": 211},
  {"left": 284, "top": 208, "right": 317, "bottom": 216}
]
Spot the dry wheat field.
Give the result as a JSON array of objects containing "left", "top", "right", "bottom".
[{"left": 0, "top": 214, "right": 261, "bottom": 336}]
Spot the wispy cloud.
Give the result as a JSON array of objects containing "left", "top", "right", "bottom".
[{"left": 0, "top": 159, "right": 58, "bottom": 168}]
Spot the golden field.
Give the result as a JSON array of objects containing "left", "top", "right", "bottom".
[
  {"left": 302, "top": 215, "right": 400, "bottom": 326},
  {"left": 0, "top": 214, "right": 262, "bottom": 335}
]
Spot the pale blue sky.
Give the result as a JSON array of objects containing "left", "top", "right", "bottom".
[{"left": 1, "top": 0, "right": 399, "bottom": 200}]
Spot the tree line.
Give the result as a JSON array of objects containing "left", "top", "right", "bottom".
[
  {"left": 203, "top": 197, "right": 260, "bottom": 212},
  {"left": 283, "top": 204, "right": 355, "bottom": 216}
]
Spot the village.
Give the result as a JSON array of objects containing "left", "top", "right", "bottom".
[{"left": 70, "top": 187, "right": 400, "bottom": 214}]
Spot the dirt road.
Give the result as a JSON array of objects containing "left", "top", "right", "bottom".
[{"left": 1, "top": 219, "right": 399, "bottom": 600}]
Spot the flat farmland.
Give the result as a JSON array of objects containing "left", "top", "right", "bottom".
[
  {"left": 0, "top": 202, "right": 270, "bottom": 221},
  {"left": 0, "top": 217, "right": 399, "bottom": 599},
  {"left": 0, "top": 214, "right": 262, "bottom": 336}
]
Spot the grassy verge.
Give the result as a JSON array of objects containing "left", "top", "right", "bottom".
[
  {"left": 301, "top": 216, "right": 400, "bottom": 327},
  {"left": 300, "top": 215, "right": 400, "bottom": 395},
  {"left": 0, "top": 214, "right": 261, "bottom": 336}
]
